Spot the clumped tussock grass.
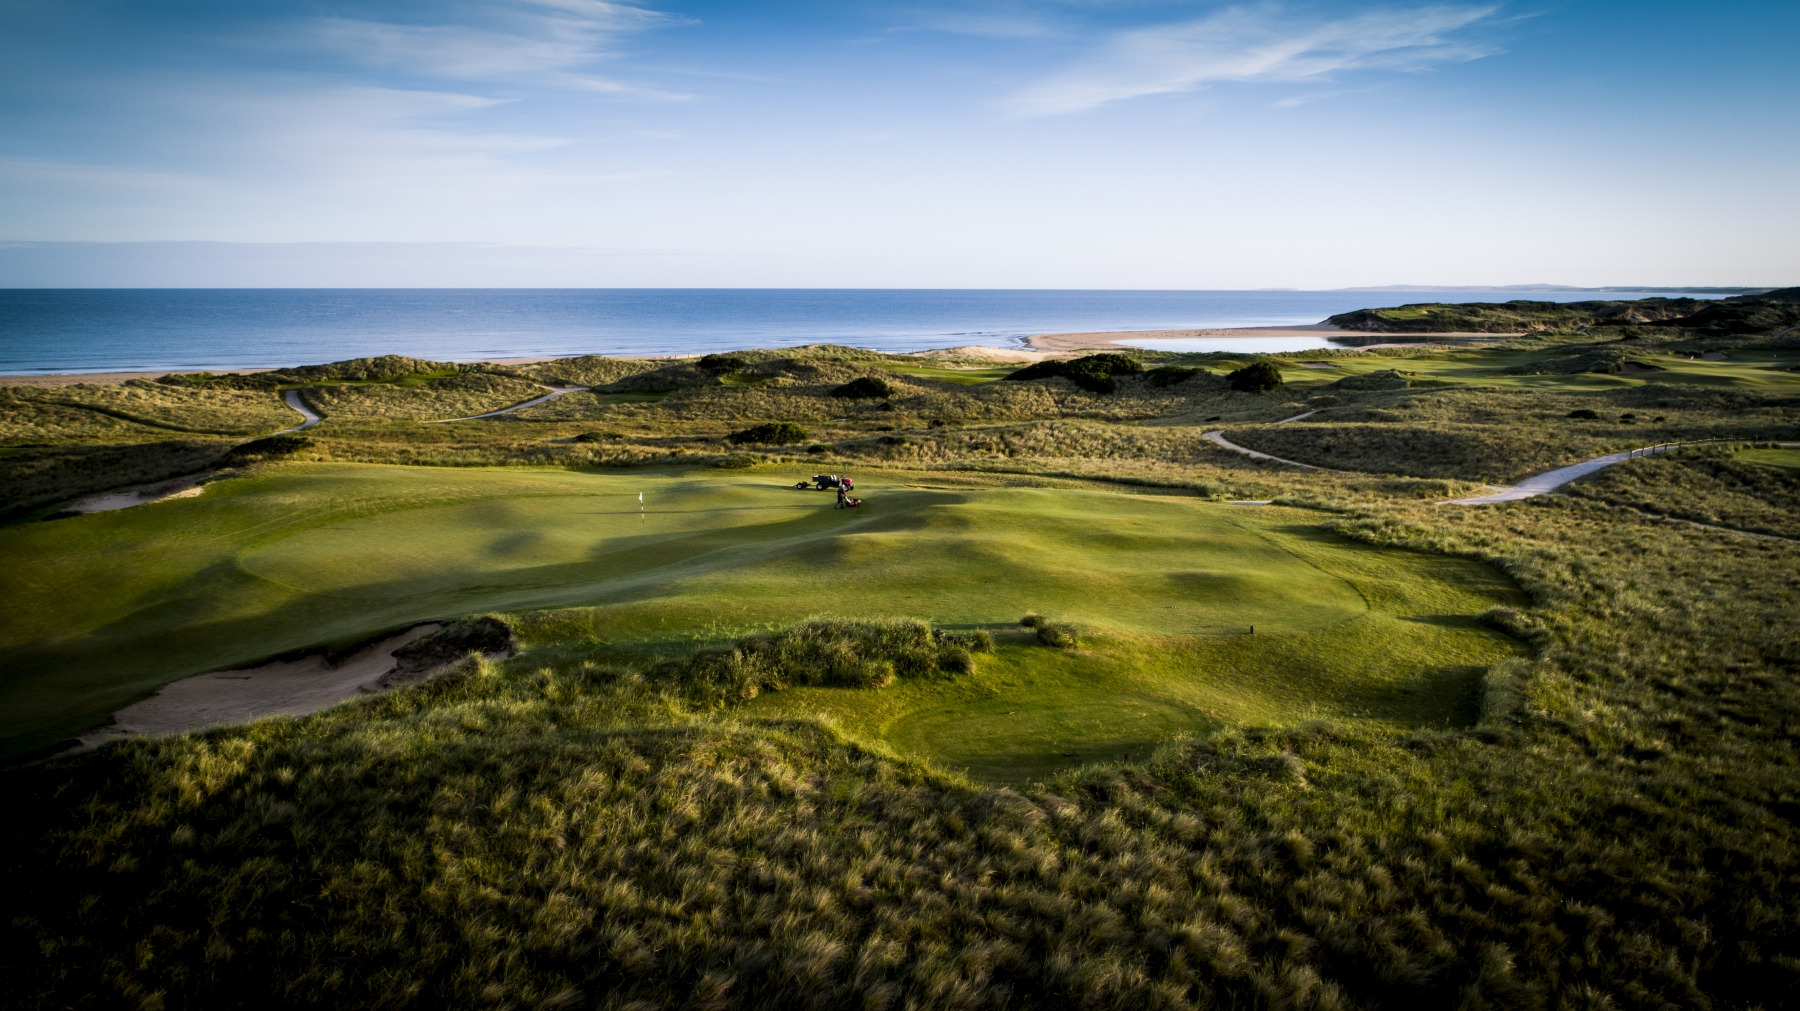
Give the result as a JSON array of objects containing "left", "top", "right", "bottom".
[
  {"left": 1034, "top": 620, "right": 1079, "bottom": 648},
  {"left": 529, "top": 355, "right": 661, "bottom": 387},
  {"left": 7, "top": 326, "right": 1800, "bottom": 1008},
  {"left": 0, "top": 380, "right": 294, "bottom": 438},
  {"left": 649, "top": 618, "right": 973, "bottom": 705},
  {"left": 1563, "top": 445, "right": 1800, "bottom": 538},
  {"left": 300, "top": 372, "right": 548, "bottom": 420},
  {"left": 9, "top": 496, "right": 1800, "bottom": 1009}
]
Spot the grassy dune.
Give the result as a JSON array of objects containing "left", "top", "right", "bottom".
[
  {"left": 8, "top": 306, "right": 1800, "bottom": 1009},
  {"left": 0, "top": 463, "right": 1519, "bottom": 765}
]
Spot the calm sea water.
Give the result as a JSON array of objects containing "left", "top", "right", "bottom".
[{"left": 0, "top": 289, "right": 1679, "bottom": 374}]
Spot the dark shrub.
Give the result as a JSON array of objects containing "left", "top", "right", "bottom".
[
  {"left": 1036, "top": 622, "right": 1079, "bottom": 649},
  {"left": 697, "top": 354, "right": 746, "bottom": 374},
  {"left": 1019, "top": 614, "right": 1043, "bottom": 628},
  {"left": 225, "top": 435, "right": 312, "bottom": 462},
  {"left": 727, "top": 422, "right": 810, "bottom": 445},
  {"left": 573, "top": 431, "right": 624, "bottom": 443},
  {"left": 807, "top": 444, "right": 829, "bottom": 454},
  {"left": 968, "top": 630, "right": 994, "bottom": 652},
  {"left": 879, "top": 435, "right": 907, "bottom": 446},
  {"left": 1004, "top": 354, "right": 1142, "bottom": 394},
  {"left": 1147, "top": 366, "right": 1199, "bottom": 388},
  {"left": 389, "top": 616, "right": 515, "bottom": 682},
  {"left": 1568, "top": 409, "right": 1600, "bottom": 420},
  {"left": 832, "top": 376, "right": 893, "bottom": 399},
  {"left": 1227, "top": 362, "right": 1283, "bottom": 393}
]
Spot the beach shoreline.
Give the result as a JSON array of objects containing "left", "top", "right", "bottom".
[
  {"left": 0, "top": 329, "right": 1514, "bottom": 386},
  {"left": 1024, "top": 324, "right": 1507, "bottom": 352}
]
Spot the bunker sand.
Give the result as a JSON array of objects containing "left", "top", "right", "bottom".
[{"left": 77, "top": 623, "right": 441, "bottom": 748}]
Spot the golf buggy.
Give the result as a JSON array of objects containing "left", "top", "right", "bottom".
[{"left": 797, "top": 474, "right": 851, "bottom": 491}]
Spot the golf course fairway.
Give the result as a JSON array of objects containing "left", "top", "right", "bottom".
[{"left": 1, "top": 463, "right": 1526, "bottom": 773}]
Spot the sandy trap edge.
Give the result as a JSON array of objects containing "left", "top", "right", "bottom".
[{"left": 76, "top": 623, "right": 509, "bottom": 749}]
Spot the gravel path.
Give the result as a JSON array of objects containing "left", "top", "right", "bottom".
[
  {"left": 426, "top": 385, "right": 586, "bottom": 423},
  {"left": 1202, "top": 430, "right": 1338, "bottom": 471},
  {"left": 275, "top": 389, "right": 321, "bottom": 433},
  {"left": 1446, "top": 445, "right": 1682, "bottom": 504}
]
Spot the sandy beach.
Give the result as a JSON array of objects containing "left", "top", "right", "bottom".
[{"left": 1025, "top": 324, "right": 1506, "bottom": 352}]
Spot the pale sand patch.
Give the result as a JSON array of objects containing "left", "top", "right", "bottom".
[
  {"left": 1027, "top": 325, "right": 1351, "bottom": 352},
  {"left": 1026, "top": 325, "right": 1510, "bottom": 352},
  {"left": 77, "top": 624, "right": 446, "bottom": 747},
  {"left": 63, "top": 472, "right": 212, "bottom": 514},
  {"left": 0, "top": 368, "right": 281, "bottom": 387},
  {"left": 906, "top": 345, "right": 1049, "bottom": 364}
]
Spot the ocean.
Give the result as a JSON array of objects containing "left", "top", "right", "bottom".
[{"left": 0, "top": 288, "right": 1682, "bottom": 374}]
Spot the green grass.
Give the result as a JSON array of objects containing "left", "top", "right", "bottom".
[
  {"left": 875, "top": 362, "right": 1019, "bottom": 385},
  {"left": 743, "top": 519, "right": 1521, "bottom": 783},
  {"left": 0, "top": 463, "right": 1520, "bottom": 764},
  {"left": 1740, "top": 446, "right": 1800, "bottom": 471},
  {"left": 1291, "top": 345, "right": 1800, "bottom": 391}
]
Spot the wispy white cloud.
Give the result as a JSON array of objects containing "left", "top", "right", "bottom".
[
  {"left": 1007, "top": 4, "right": 1501, "bottom": 115},
  {"left": 309, "top": 0, "right": 689, "bottom": 97}
]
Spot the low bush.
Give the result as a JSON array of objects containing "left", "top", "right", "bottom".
[
  {"left": 573, "top": 431, "right": 624, "bottom": 443},
  {"left": 1019, "top": 613, "right": 1043, "bottom": 628},
  {"left": 224, "top": 434, "right": 312, "bottom": 461},
  {"left": 831, "top": 376, "right": 893, "bottom": 399},
  {"left": 807, "top": 443, "right": 829, "bottom": 454},
  {"left": 1147, "top": 365, "right": 1200, "bottom": 388},
  {"left": 1568, "top": 408, "right": 1600, "bottom": 419},
  {"left": 697, "top": 354, "right": 747, "bottom": 374},
  {"left": 651, "top": 618, "right": 974, "bottom": 706},
  {"left": 1035, "top": 621, "right": 1080, "bottom": 648},
  {"left": 727, "top": 422, "right": 810, "bottom": 445},
  {"left": 1227, "top": 361, "right": 1283, "bottom": 393},
  {"left": 1005, "top": 354, "right": 1143, "bottom": 394}
]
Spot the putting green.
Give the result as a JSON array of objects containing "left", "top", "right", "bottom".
[
  {"left": 1738, "top": 447, "right": 1800, "bottom": 472},
  {"left": 0, "top": 463, "right": 1524, "bottom": 768}
]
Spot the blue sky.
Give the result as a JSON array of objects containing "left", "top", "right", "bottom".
[{"left": 1, "top": 0, "right": 1796, "bottom": 287}]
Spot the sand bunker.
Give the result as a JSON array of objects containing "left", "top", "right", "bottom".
[
  {"left": 78, "top": 623, "right": 452, "bottom": 747},
  {"left": 65, "top": 472, "right": 211, "bottom": 514}
]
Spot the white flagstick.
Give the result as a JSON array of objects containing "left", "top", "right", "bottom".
[{"left": 639, "top": 491, "right": 644, "bottom": 523}]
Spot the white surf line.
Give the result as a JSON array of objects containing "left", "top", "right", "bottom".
[
  {"left": 426, "top": 385, "right": 586, "bottom": 423},
  {"left": 1202, "top": 430, "right": 1337, "bottom": 472},
  {"left": 274, "top": 389, "right": 321, "bottom": 433},
  {"left": 1446, "top": 443, "right": 1685, "bottom": 505},
  {"left": 1274, "top": 410, "right": 1317, "bottom": 425}
]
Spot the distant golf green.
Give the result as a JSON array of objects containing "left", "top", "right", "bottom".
[
  {"left": 1738, "top": 447, "right": 1800, "bottom": 472},
  {"left": 0, "top": 463, "right": 1524, "bottom": 768}
]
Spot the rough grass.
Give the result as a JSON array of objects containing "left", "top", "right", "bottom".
[
  {"left": 6, "top": 330, "right": 1800, "bottom": 1008},
  {"left": 0, "top": 381, "right": 296, "bottom": 440},
  {"left": 299, "top": 372, "right": 549, "bottom": 420},
  {"left": 1562, "top": 445, "right": 1800, "bottom": 538},
  {"left": 5, "top": 497, "right": 1798, "bottom": 1009}
]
